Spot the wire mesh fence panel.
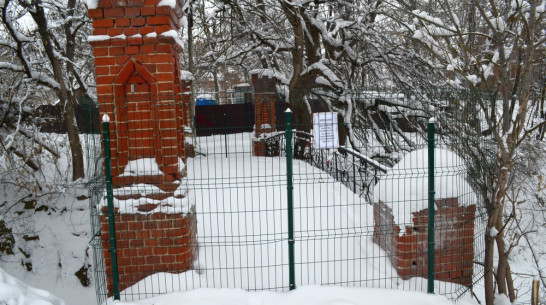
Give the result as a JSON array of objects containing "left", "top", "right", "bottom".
[{"left": 84, "top": 88, "right": 490, "bottom": 303}]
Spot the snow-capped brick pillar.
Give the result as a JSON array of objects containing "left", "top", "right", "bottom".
[
  {"left": 373, "top": 198, "right": 475, "bottom": 287},
  {"left": 87, "top": 0, "right": 196, "bottom": 296},
  {"left": 251, "top": 71, "right": 279, "bottom": 156}
]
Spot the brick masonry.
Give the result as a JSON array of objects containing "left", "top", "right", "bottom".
[
  {"left": 373, "top": 198, "right": 475, "bottom": 287},
  {"left": 251, "top": 72, "right": 278, "bottom": 156},
  {"left": 100, "top": 212, "right": 197, "bottom": 293},
  {"left": 87, "top": 0, "right": 196, "bottom": 296},
  {"left": 88, "top": 0, "right": 189, "bottom": 178}
]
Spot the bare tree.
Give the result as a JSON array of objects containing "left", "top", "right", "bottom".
[
  {"left": 189, "top": 0, "right": 447, "bottom": 159},
  {"left": 0, "top": 0, "right": 94, "bottom": 181},
  {"left": 387, "top": 0, "right": 546, "bottom": 303}
]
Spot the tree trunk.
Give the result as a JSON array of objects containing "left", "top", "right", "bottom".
[
  {"left": 484, "top": 202, "right": 502, "bottom": 305},
  {"left": 495, "top": 217, "right": 508, "bottom": 296},
  {"left": 30, "top": 0, "right": 85, "bottom": 181},
  {"left": 484, "top": 225, "right": 496, "bottom": 305},
  {"left": 64, "top": 99, "right": 85, "bottom": 180}
]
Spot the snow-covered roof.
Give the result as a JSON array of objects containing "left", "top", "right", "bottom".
[{"left": 373, "top": 148, "right": 475, "bottom": 226}]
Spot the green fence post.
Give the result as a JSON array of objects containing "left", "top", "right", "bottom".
[
  {"left": 102, "top": 115, "right": 120, "bottom": 300},
  {"left": 285, "top": 109, "right": 296, "bottom": 291},
  {"left": 427, "top": 117, "right": 436, "bottom": 294}
]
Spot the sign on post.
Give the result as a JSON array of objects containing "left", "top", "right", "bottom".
[{"left": 313, "top": 112, "right": 339, "bottom": 149}]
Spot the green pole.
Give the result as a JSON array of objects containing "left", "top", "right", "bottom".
[
  {"left": 285, "top": 109, "right": 296, "bottom": 290},
  {"left": 102, "top": 115, "right": 120, "bottom": 300},
  {"left": 427, "top": 117, "right": 436, "bottom": 294}
]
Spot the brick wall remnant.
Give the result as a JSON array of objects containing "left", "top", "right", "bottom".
[{"left": 373, "top": 197, "right": 475, "bottom": 287}]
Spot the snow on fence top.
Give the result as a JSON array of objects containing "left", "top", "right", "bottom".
[{"left": 373, "top": 148, "right": 475, "bottom": 226}]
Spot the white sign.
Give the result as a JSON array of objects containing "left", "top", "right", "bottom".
[{"left": 313, "top": 112, "right": 339, "bottom": 149}]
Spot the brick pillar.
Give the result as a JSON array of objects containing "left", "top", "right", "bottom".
[
  {"left": 251, "top": 70, "right": 278, "bottom": 156},
  {"left": 87, "top": 0, "right": 196, "bottom": 295},
  {"left": 373, "top": 198, "right": 475, "bottom": 287},
  {"left": 180, "top": 75, "right": 195, "bottom": 157}
]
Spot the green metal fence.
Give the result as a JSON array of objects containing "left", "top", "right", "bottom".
[{"left": 85, "top": 88, "right": 490, "bottom": 304}]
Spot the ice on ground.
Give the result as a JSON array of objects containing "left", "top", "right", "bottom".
[{"left": 373, "top": 148, "right": 476, "bottom": 226}]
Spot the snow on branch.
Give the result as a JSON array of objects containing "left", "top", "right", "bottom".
[
  {"left": 0, "top": 62, "right": 25, "bottom": 72},
  {"left": 301, "top": 61, "right": 343, "bottom": 88}
]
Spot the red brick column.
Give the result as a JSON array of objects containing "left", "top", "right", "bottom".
[
  {"left": 251, "top": 71, "right": 278, "bottom": 156},
  {"left": 87, "top": 0, "right": 196, "bottom": 296},
  {"left": 180, "top": 76, "right": 195, "bottom": 157},
  {"left": 88, "top": 0, "right": 186, "bottom": 178}
]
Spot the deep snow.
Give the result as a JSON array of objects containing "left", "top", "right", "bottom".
[{"left": 0, "top": 132, "right": 543, "bottom": 305}]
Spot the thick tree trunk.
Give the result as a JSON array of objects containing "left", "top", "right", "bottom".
[
  {"left": 289, "top": 89, "right": 312, "bottom": 131},
  {"left": 495, "top": 218, "right": 508, "bottom": 296},
  {"left": 484, "top": 227, "right": 496, "bottom": 305},
  {"left": 63, "top": 99, "right": 85, "bottom": 180},
  {"left": 484, "top": 203, "right": 502, "bottom": 305},
  {"left": 506, "top": 263, "right": 516, "bottom": 302}
]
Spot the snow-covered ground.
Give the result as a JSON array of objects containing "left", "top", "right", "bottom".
[
  {"left": 115, "top": 285, "right": 476, "bottom": 305},
  {"left": 0, "top": 134, "right": 97, "bottom": 305},
  {"left": 0, "top": 267, "right": 66, "bottom": 305},
  {"left": 0, "top": 132, "right": 544, "bottom": 305},
  {"left": 118, "top": 133, "right": 470, "bottom": 301}
]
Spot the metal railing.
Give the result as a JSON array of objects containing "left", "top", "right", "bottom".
[
  {"left": 85, "top": 89, "right": 489, "bottom": 304},
  {"left": 265, "top": 131, "right": 388, "bottom": 201}
]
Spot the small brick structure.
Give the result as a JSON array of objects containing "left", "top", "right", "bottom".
[
  {"left": 87, "top": 0, "right": 196, "bottom": 295},
  {"left": 373, "top": 198, "right": 475, "bottom": 287},
  {"left": 251, "top": 70, "right": 279, "bottom": 156}
]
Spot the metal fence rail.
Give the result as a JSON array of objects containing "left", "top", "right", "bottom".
[
  {"left": 265, "top": 130, "right": 387, "bottom": 202},
  {"left": 84, "top": 88, "right": 489, "bottom": 304}
]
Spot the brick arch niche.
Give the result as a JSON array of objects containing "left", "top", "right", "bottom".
[{"left": 113, "top": 60, "right": 161, "bottom": 177}]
